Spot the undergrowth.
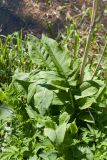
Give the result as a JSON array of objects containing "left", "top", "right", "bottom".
[{"left": 0, "top": 1, "right": 107, "bottom": 160}]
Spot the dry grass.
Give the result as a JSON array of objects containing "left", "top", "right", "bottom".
[{"left": 0, "top": 0, "right": 106, "bottom": 36}]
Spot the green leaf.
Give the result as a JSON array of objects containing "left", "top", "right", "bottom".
[
  {"left": 0, "top": 104, "right": 12, "bottom": 120},
  {"left": 57, "top": 158, "right": 64, "bottom": 160},
  {"left": 52, "top": 92, "right": 64, "bottom": 105},
  {"left": 81, "top": 86, "right": 97, "bottom": 98},
  {"left": 69, "top": 121, "right": 78, "bottom": 135},
  {"left": 75, "top": 81, "right": 99, "bottom": 99},
  {"left": 56, "top": 123, "right": 66, "bottom": 145},
  {"left": 45, "top": 119, "right": 57, "bottom": 129},
  {"left": 59, "top": 112, "right": 70, "bottom": 125},
  {"left": 39, "top": 150, "right": 57, "bottom": 160},
  {"left": 79, "top": 112, "right": 95, "bottom": 123},
  {"left": 27, "top": 83, "right": 37, "bottom": 104},
  {"left": 42, "top": 35, "right": 71, "bottom": 76},
  {"left": 29, "top": 155, "right": 38, "bottom": 160},
  {"left": 32, "top": 70, "right": 69, "bottom": 91},
  {"left": 27, "top": 35, "right": 53, "bottom": 69},
  {"left": 0, "top": 88, "right": 6, "bottom": 103},
  {"left": 52, "top": 90, "right": 70, "bottom": 106},
  {"left": 44, "top": 123, "right": 67, "bottom": 145},
  {"left": 44, "top": 128, "right": 56, "bottom": 143},
  {"left": 26, "top": 105, "right": 37, "bottom": 119},
  {"left": 79, "top": 97, "right": 96, "bottom": 110},
  {"left": 34, "top": 85, "right": 53, "bottom": 115},
  {"left": 96, "top": 84, "right": 106, "bottom": 101},
  {"left": 12, "top": 71, "right": 29, "bottom": 81}
]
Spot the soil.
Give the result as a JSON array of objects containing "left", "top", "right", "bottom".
[{"left": 0, "top": 0, "right": 106, "bottom": 37}]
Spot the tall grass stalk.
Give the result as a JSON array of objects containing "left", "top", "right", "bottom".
[
  {"left": 91, "top": 40, "right": 107, "bottom": 80},
  {"left": 80, "top": 0, "right": 98, "bottom": 82}
]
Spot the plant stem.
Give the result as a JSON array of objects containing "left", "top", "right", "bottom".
[
  {"left": 80, "top": 0, "right": 98, "bottom": 82},
  {"left": 91, "top": 41, "right": 107, "bottom": 80}
]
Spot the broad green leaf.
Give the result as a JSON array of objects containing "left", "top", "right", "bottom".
[
  {"left": 11, "top": 72, "right": 30, "bottom": 96},
  {"left": 52, "top": 90, "right": 70, "bottom": 105},
  {"left": 79, "top": 97, "right": 96, "bottom": 110},
  {"left": 84, "top": 65, "right": 92, "bottom": 81},
  {"left": 52, "top": 92, "right": 64, "bottom": 105},
  {"left": 59, "top": 112, "right": 70, "bottom": 125},
  {"left": 30, "top": 70, "right": 69, "bottom": 91},
  {"left": 56, "top": 123, "right": 66, "bottom": 145},
  {"left": 27, "top": 83, "right": 37, "bottom": 104},
  {"left": 11, "top": 81, "right": 28, "bottom": 96},
  {"left": 45, "top": 119, "right": 57, "bottom": 129},
  {"left": 12, "top": 72, "right": 29, "bottom": 81},
  {"left": 27, "top": 35, "right": 52, "bottom": 69},
  {"left": 33, "top": 71, "right": 62, "bottom": 81},
  {"left": 42, "top": 35, "right": 71, "bottom": 76},
  {"left": 69, "top": 121, "right": 78, "bottom": 135},
  {"left": 26, "top": 105, "right": 37, "bottom": 119},
  {"left": 75, "top": 81, "right": 99, "bottom": 99},
  {"left": 44, "top": 128, "right": 56, "bottom": 143},
  {"left": 29, "top": 70, "right": 68, "bottom": 90},
  {"left": 34, "top": 85, "right": 53, "bottom": 115},
  {"left": 48, "top": 79, "right": 69, "bottom": 91},
  {"left": 29, "top": 155, "right": 38, "bottom": 160},
  {"left": 33, "top": 144, "right": 46, "bottom": 154},
  {"left": 80, "top": 81, "right": 99, "bottom": 92},
  {"left": 96, "top": 84, "right": 106, "bottom": 101},
  {"left": 39, "top": 151, "right": 57, "bottom": 160},
  {"left": 81, "top": 86, "right": 98, "bottom": 98},
  {"left": 48, "top": 152, "right": 57, "bottom": 160},
  {"left": 44, "top": 123, "right": 67, "bottom": 145},
  {"left": 0, "top": 104, "right": 12, "bottom": 120},
  {"left": 67, "top": 59, "right": 80, "bottom": 86},
  {"left": 57, "top": 158, "right": 64, "bottom": 160}
]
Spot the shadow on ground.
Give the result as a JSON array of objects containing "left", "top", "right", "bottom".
[{"left": 0, "top": 0, "right": 106, "bottom": 37}]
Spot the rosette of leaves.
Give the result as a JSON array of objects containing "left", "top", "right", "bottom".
[
  {"left": 0, "top": 35, "right": 106, "bottom": 159},
  {"left": 26, "top": 35, "right": 106, "bottom": 124}
]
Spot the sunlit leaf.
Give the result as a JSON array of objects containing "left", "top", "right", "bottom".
[
  {"left": 79, "top": 97, "right": 96, "bottom": 110},
  {"left": 56, "top": 123, "right": 67, "bottom": 145},
  {"left": 34, "top": 85, "right": 53, "bottom": 115},
  {"left": 44, "top": 128, "right": 56, "bottom": 143},
  {"left": 59, "top": 112, "right": 70, "bottom": 125},
  {"left": 69, "top": 121, "right": 78, "bottom": 135}
]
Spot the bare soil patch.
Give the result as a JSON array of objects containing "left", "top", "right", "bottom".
[{"left": 0, "top": 0, "right": 106, "bottom": 37}]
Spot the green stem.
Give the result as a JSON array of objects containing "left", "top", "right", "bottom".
[
  {"left": 69, "top": 89, "right": 74, "bottom": 108},
  {"left": 80, "top": 0, "right": 98, "bottom": 82},
  {"left": 91, "top": 41, "right": 107, "bottom": 80}
]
